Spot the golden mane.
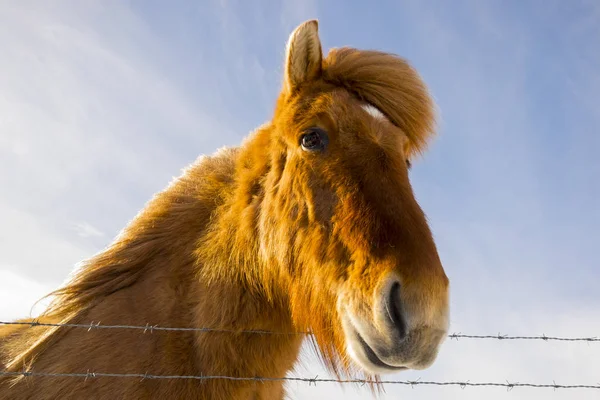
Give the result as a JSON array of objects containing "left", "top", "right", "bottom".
[
  {"left": 2, "top": 149, "right": 239, "bottom": 373},
  {"left": 39, "top": 149, "right": 239, "bottom": 321},
  {"left": 322, "top": 47, "right": 437, "bottom": 157}
]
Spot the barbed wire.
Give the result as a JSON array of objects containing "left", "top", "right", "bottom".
[
  {"left": 447, "top": 333, "right": 600, "bottom": 342},
  {"left": 1, "top": 370, "right": 599, "bottom": 391},
  {"left": 1, "top": 321, "right": 598, "bottom": 342},
  {"left": 0, "top": 320, "right": 308, "bottom": 335}
]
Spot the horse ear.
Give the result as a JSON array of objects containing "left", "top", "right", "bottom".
[{"left": 283, "top": 20, "right": 323, "bottom": 94}]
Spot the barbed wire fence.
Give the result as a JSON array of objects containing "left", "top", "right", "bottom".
[{"left": 1, "top": 320, "right": 599, "bottom": 392}]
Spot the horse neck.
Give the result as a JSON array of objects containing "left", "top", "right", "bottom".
[{"left": 183, "top": 141, "right": 304, "bottom": 384}]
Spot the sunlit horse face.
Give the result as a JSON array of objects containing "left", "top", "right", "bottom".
[{"left": 258, "top": 21, "right": 449, "bottom": 375}]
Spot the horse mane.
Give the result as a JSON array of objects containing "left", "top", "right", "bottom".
[
  {"left": 3, "top": 148, "right": 239, "bottom": 373},
  {"left": 322, "top": 47, "right": 437, "bottom": 158},
  {"left": 39, "top": 148, "right": 239, "bottom": 318}
]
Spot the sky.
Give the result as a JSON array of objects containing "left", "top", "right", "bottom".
[{"left": 0, "top": 0, "right": 599, "bottom": 399}]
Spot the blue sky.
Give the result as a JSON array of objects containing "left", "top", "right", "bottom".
[{"left": 0, "top": 1, "right": 598, "bottom": 399}]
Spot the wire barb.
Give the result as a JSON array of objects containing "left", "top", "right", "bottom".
[{"left": 505, "top": 380, "right": 515, "bottom": 392}]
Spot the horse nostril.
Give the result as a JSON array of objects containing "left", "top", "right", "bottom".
[{"left": 387, "top": 282, "right": 407, "bottom": 339}]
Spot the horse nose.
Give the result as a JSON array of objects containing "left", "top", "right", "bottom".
[{"left": 386, "top": 282, "right": 408, "bottom": 339}]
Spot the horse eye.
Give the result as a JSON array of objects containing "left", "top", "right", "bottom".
[{"left": 300, "top": 128, "right": 328, "bottom": 152}]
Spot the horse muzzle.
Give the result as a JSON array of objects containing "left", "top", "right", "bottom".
[{"left": 339, "top": 277, "right": 449, "bottom": 374}]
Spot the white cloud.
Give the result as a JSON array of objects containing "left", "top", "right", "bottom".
[
  {"left": 0, "top": 269, "right": 54, "bottom": 321},
  {"left": 0, "top": 204, "right": 91, "bottom": 283},
  {"left": 71, "top": 221, "right": 104, "bottom": 238},
  {"left": 0, "top": 1, "right": 236, "bottom": 280}
]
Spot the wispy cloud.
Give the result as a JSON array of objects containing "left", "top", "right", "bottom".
[
  {"left": 0, "top": 1, "right": 236, "bottom": 284},
  {"left": 0, "top": 204, "right": 90, "bottom": 284},
  {"left": 0, "top": 268, "right": 53, "bottom": 320},
  {"left": 71, "top": 222, "right": 104, "bottom": 238}
]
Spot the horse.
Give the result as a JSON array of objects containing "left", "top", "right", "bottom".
[{"left": 0, "top": 19, "right": 450, "bottom": 399}]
